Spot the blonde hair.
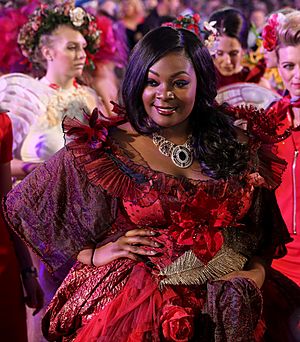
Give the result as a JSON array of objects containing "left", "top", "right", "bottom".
[
  {"left": 278, "top": 11, "right": 300, "bottom": 48},
  {"left": 33, "top": 34, "right": 56, "bottom": 71}
]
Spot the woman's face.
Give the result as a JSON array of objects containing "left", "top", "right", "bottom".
[
  {"left": 46, "top": 25, "right": 87, "bottom": 78},
  {"left": 142, "top": 51, "right": 197, "bottom": 129},
  {"left": 214, "top": 36, "right": 243, "bottom": 76},
  {"left": 278, "top": 45, "right": 300, "bottom": 98},
  {"left": 121, "top": 0, "right": 137, "bottom": 17}
]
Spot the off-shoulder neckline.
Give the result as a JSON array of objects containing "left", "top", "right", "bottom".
[{"left": 108, "top": 127, "right": 230, "bottom": 186}]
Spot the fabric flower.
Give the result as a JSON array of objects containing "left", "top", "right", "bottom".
[
  {"left": 203, "top": 20, "right": 217, "bottom": 35},
  {"left": 160, "top": 305, "right": 194, "bottom": 342},
  {"left": 262, "top": 13, "right": 286, "bottom": 52},
  {"left": 64, "top": 107, "right": 124, "bottom": 150},
  {"left": 69, "top": 7, "right": 86, "bottom": 27}
]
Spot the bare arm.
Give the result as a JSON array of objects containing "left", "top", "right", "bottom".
[
  {"left": 77, "top": 229, "right": 161, "bottom": 266},
  {"left": 11, "top": 158, "right": 41, "bottom": 179}
]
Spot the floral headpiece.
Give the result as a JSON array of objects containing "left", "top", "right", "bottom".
[
  {"left": 162, "top": 14, "right": 218, "bottom": 52},
  {"left": 18, "top": 1, "right": 100, "bottom": 62},
  {"left": 261, "top": 13, "right": 286, "bottom": 51}
]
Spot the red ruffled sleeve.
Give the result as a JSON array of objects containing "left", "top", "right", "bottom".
[{"left": 222, "top": 104, "right": 288, "bottom": 190}]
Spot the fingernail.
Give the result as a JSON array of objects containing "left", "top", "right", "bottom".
[{"left": 150, "top": 250, "right": 157, "bottom": 255}]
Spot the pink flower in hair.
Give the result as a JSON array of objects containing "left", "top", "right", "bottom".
[{"left": 262, "top": 13, "right": 286, "bottom": 51}]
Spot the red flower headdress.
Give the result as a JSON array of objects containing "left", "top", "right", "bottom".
[
  {"left": 262, "top": 13, "right": 286, "bottom": 51},
  {"left": 162, "top": 14, "right": 218, "bottom": 52}
]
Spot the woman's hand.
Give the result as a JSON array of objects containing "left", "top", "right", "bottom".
[
  {"left": 22, "top": 275, "right": 44, "bottom": 315},
  {"left": 219, "top": 257, "right": 266, "bottom": 288},
  {"left": 77, "top": 229, "right": 161, "bottom": 267}
]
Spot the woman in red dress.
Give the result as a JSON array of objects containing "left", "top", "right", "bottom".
[
  {"left": 0, "top": 112, "right": 43, "bottom": 341},
  {"left": 263, "top": 11, "right": 300, "bottom": 287},
  {"left": 3, "top": 26, "right": 299, "bottom": 341}
]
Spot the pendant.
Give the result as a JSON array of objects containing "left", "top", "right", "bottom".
[
  {"left": 152, "top": 132, "right": 194, "bottom": 169},
  {"left": 171, "top": 145, "right": 193, "bottom": 168}
]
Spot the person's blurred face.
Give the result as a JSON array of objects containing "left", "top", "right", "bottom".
[
  {"left": 250, "top": 10, "right": 266, "bottom": 30},
  {"left": 278, "top": 45, "right": 300, "bottom": 98},
  {"left": 46, "top": 25, "right": 87, "bottom": 79},
  {"left": 144, "top": 0, "right": 158, "bottom": 11},
  {"left": 121, "top": 0, "right": 137, "bottom": 17},
  {"left": 214, "top": 36, "right": 243, "bottom": 76},
  {"left": 142, "top": 51, "right": 197, "bottom": 129},
  {"left": 166, "top": 0, "right": 180, "bottom": 16}
]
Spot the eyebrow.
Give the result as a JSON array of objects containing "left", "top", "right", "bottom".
[
  {"left": 217, "top": 49, "right": 240, "bottom": 53},
  {"left": 67, "top": 41, "right": 87, "bottom": 46},
  {"left": 149, "top": 70, "right": 190, "bottom": 77}
]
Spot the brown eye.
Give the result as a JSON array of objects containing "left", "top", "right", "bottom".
[
  {"left": 283, "top": 64, "right": 294, "bottom": 70},
  {"left": 174, "top": 80, "right": 189, "bottom": 88},
  {"left": 146, "top": 79, "right": 158, "bottom": 87}
]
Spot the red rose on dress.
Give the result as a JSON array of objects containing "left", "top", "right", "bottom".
[{"left": 161, "top": 305, "right": 194, "bottom": 342}]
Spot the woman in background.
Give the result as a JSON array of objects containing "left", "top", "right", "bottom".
[
  {"left": 264, "top": 11, "right": 300, "bottom": 287},
  {"left": 6, "top": 1, "right": 101, "bottom": 180},
  {"left": 208, "top": 7, "right": 270, "bottom": 89},
  {"left": 120, "top": 0, "right": 145, "bottom": 50},
  {"left": 0, "top": 2, "right": 101, "bottom": 340},
  {"left": 0, "top": 112, "right": 43, "bottom": 341}
]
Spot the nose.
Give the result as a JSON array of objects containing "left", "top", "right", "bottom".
[
  {"left": 294, "top": 65, "right": 300, "bottom": 79},
  {"left": 222, "top": 53, "right": 232, "bottom": 65},
  {"left": 77, "top": 47, "right": 86, "bottom": 60},
  {"left": 156, "top": 85, "right": 173, "bottom": 100}
]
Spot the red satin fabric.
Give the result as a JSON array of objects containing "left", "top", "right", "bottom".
[{"left": 270, "top": 97, "right": 300, "bottom": 285}]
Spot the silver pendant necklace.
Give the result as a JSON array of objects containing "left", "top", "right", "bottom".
[{"left": 152, "top": 132, "right": 194, "bottom": 168}]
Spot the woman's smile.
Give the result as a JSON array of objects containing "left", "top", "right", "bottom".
[{"left": 154, "top": 105, "right": 178, "bottom": 116}]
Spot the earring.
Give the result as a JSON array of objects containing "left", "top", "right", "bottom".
[
  {"left": 167, "top": 91, "right": 175, "bottom": 99},
  {"left": 48, "top": 56, "right": 53, "bottom": 62}
]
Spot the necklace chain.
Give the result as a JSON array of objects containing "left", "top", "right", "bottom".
[{"left": 152, "top": 133, "right": 194, "bottom": 168}]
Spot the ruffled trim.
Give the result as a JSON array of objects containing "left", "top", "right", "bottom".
[
  {"left": 221, "top": 104, "right": 287, "bottom": 189},
  {"left": 63, "top": 106, "right": 284, "bottom": 209},
  {"left": 223, "top": 104, "right": 291, "bottom": 143},
  {"left": 63, "top": 108, "right": 180, "bottom": 206},
  {"left": 255, "top": 143, "right": 287, "bottom": 190}
]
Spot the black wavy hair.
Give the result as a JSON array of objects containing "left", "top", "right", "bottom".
[
  {"left": 121, "top": 26, "right": 249, "bottom": 179},
  {"left": 209, "top": 7, "right": 249, "bottom": 49}
]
